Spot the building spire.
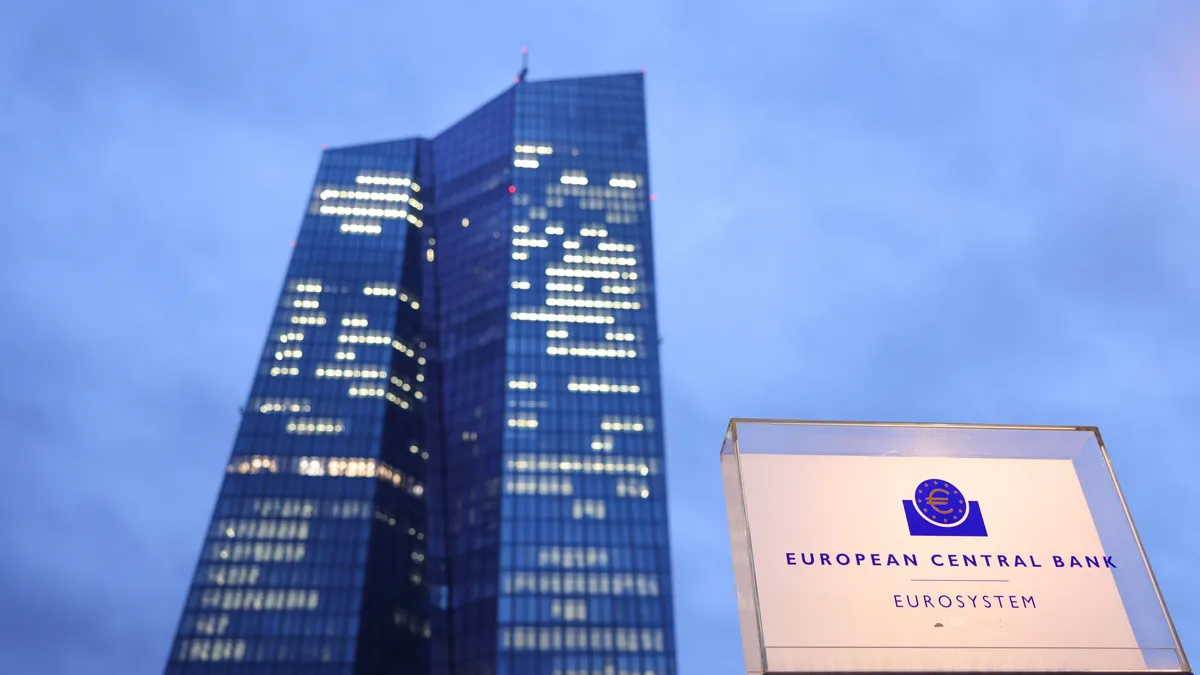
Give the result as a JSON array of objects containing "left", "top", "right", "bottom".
[{"left": 518, "top": 46, "right": 529, "bottom": 83}]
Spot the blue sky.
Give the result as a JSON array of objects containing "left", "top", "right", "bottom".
[{"left": 3, "top": 1, "right": 1200, "bottom": 673}]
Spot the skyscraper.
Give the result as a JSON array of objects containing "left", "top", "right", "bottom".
[{"left": 163, "top": 72, "right": 676, "bottom": 675}]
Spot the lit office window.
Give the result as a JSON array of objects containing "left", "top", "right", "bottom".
[
  {"left": 340, "top": 221, "right": 383, "bottom": 235},
  {"left": 546, "top": 343, "right": 637, "bottom": 358},
  {"left": 285, "top": 418, "right": 345, "bottom": 435},
  {"left": 507, "top": 415, "right": 539, "bottom": 429},
  {"left": 567, "top": 379, "right": 641, "bottom": 394},
  {"left": 290, "top": 280, "right": 323, "bottom": 293},
  {"left": 506, "top": 454, "right": 654, "bottom": 476},
  {"left": 255, "top": 399, "right": 311, "bottom": 413},
  {"left": 510, "top": 311, "right": 615, "bottom": 325},
  {"left": 601, "top": 416, "right": 652, "bottom": 432},
  {"left": 355, "top": 174, "right": 413, "bottom": 186},
  {"left": 314, "top": 366, "right": 388, "bottom": 379},
  {"left": 504, "top": 477, "right": 573, "bottom": 495},
  {"left": 562, "top": 254, "right": 636, "bottom": 266},
  {"left": 545, "top": 297, "right": 641, "bottom": 310},
  {"left": 597, "top": 242, "right": 635, "bottom": 252}
]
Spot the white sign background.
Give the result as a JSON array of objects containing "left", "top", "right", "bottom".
[{"left": 739, "top": 454, "right": 1144, "bottom": 672}]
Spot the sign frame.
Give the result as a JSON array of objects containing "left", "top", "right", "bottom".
[{"left": 721, "top": 418, "right": 1190, "bottom": 675}]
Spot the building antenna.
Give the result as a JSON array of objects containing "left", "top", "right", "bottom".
[{"left": 518, "top": 46, "right": 529, "bottom": 83}]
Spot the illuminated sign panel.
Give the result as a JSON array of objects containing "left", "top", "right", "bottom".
[{"left": 721, "top": 420, "right": 1189, "bottom": 675}]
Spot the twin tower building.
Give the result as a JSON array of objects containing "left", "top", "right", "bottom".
[{"left": 162, "top": 72, "right": 678, "bottom": 675}]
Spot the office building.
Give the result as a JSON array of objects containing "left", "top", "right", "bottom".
[{"left": 164, "top": 71, "right": 676, "bottom": 675}]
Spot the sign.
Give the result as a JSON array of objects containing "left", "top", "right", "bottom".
[{"left": 722, "top": 420, "right": 1188, "bottom": 675}]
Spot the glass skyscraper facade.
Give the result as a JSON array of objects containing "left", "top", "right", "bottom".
[{"left": 164, "top": 72, "right": 675, "bottom": 675}]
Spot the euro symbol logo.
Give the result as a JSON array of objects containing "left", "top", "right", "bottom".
[
  {"left": 924, "top": 488, "right": 953, "bottom": 515},
  {"left": 913, "top": 479, "right": 969, "bottom": 527},
  {"left": 904, "top": 478, "right": 987, "bottom": 536}
]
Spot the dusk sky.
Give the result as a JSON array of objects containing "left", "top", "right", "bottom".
[{"left": 4, "top": 2, "right": 1200, "bottom": 673}]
